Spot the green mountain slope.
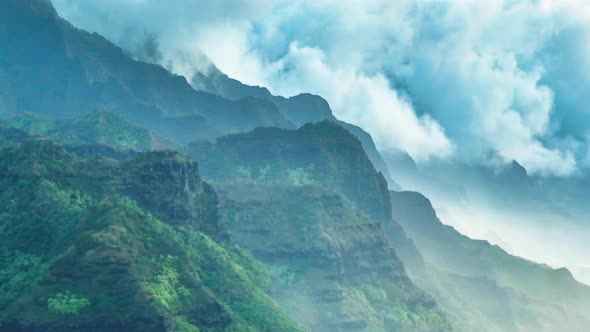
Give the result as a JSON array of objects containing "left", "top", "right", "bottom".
[
  {"left": 0, "top": 138, "right": 303, "bottom": 332},
  {"left": 7, "top": 111, "right": 172, "bottom": 152}
]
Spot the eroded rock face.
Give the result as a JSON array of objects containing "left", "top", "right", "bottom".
[
  {"left": 2, "top": 139, "right": 226, "bottom": 242},
  {"left": 120, "top": 152, "right": 217, "bottom": 226},
  {"left": 78, "top": 150, "right": 228, "bottom": 243},
  {"left": 188, "top": 121, "right": 393, "bottom": 223},
  {"left": 218, "top": 183, "right": 450, "bottom": 332}
]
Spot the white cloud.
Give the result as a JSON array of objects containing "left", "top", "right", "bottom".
[
  {"left": 52, "top": 0, "right": 590, "bottom": 175},
  {"left": 266, "top": 43, "right": 454, "bottom": 161}
]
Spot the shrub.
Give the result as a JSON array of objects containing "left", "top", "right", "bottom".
[
  {"left": 287, "top": 168, "right": 314, "bottom": 186},
  {"left": 47, "top": 291, "right": 90, "bottom": 315}
]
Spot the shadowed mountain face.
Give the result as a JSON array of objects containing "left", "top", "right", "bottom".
[
  {"left": 186, "top": 121, "right": 393, "bottom": 223},
  {"left": 0, "top": 0, "right": 294, "bottom": 144},
  {"left": 389, "top": 190, "right": 590, "bottom": 332}
]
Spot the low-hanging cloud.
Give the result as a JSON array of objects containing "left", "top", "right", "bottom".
[{"left": 53, "top": 0, "right": 590, "bottom": 175}]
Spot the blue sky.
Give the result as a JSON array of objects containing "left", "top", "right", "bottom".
[{"left": 53, "top": 0, "right": 590, "bottom": 176}]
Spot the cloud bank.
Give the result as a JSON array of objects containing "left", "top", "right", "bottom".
[{"left": 53, "top": 0, "right": 590, "bottom": 175}]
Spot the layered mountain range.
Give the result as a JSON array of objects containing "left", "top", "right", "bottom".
[{"left": 0, "top": 1, "right": 588, "bottom": 331}]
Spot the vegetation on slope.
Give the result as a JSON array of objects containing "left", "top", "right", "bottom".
[
  {"left": 7, "top": 111, "right": 171, "bottom": 151},
  {"left": 191, "top": 65, "right": 399, "bottom": 189},
  {"left": 218, "top": 183, "right": 451, "bottom": 332},
  {"left": 0, "top": 139, "right": 303, "bottom": 332},
  {"left": 185, "top": 122, "right": 450, "bottom": 331},
  {"left": 187, "top": 121, "right": 392, "bottom": 223}
]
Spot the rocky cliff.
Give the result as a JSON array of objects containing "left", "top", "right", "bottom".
[{"left": 218, "top": 183, "right": 450, "bottom": 331}]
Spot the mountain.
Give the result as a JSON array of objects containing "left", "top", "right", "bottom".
[
  {"left": 389, "top": 190, "right": 590, "bottom": 331},
  {"left": 185, "top": 121, "right": 445, "bottom": 330},
  {"left": 186, "top": 121, "right": 392, "bottom": 223},
  {"left": 2, "top": 1, "right": 589, "bottom": 331},
  {"left": 0, "top": 4, "right": 445, "bottom": 328},
  {"left": 0, "top": 100, "right": 450, "bottom": 332},
  {"left": 1, "top": 0, "right": 398, "bottom": 189},
  {"left": 0, "top": 138, "right": 303, "bottom": 331},
  {"left": 191, "top": 65, "right": 400, "bottom": 189},
  {"left": 0, "top": 0, "right": 294, "bottom": 145},
  {"left": 386, "top": 154, "right": 590, "bottom": 285},
  {"left": 185, "top": 121, "right": 422, "bottom": 264},
  {"left": 191, "top": 65, "right": 273, "bottom": 101}
]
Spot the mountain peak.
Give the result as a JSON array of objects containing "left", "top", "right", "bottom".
[{"left": 509, "top": 160, "right": 528, "bottom": 177}]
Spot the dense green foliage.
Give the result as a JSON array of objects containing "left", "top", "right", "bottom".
[
  {"left": 6, "top": 111, "right": 171, "bottom": 151},
  {"left": 0, "top": 139, "right": 303, "bottom": 331},
  {"left": 47, "top": 292, "right": 91, "bottom": 315}
]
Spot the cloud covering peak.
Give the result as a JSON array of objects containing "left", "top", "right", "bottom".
[{"left": 53, "top": 0, "right": 590, "bottom": 175}]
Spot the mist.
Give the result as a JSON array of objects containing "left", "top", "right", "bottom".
[
  {"left": 52, "top": 0, "right": 590, "bottom": 176},
  {"left": 390, "top": 161, "right": 590, "bottom": 285}
]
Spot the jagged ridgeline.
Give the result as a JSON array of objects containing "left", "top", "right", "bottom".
[
  {"left": 0, "top": 0, "right": 293, "bottom": 143},
  {"left": 187, "top": 122, "right": 392, "bottom": 223},
  {"left": 0, "top": 0, "right": 398, "bottom": 190},
  {"left": 0, "top": 138, "right": 303, "bottom": 331}
]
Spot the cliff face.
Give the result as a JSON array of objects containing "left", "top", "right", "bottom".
[
  {"left": 218, "top": 183, "right": 450, "bottom": 332},
  {"left": 3, "top": 137, "right": 224, "bottom": 242},
  {"left": 184, "top": 120, "right": 450, "bottom": 331},
  {"left": 188, "top": 121, "right": 392, "bottom": 223},
  {"left": 118, "top": 152, "right": 225, "bottom": 240}
]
